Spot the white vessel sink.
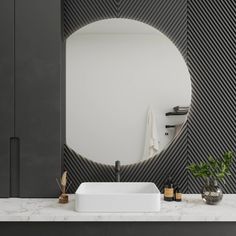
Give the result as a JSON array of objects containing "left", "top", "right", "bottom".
[{"left": 75, "top": 182, "right": 160, "bottom": 212}]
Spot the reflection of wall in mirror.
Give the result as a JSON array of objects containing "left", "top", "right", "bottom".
[{"left": 66, "top": 20, "right": 191, "bottom": 165}]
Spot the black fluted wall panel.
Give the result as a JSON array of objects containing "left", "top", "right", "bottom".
[
  {"left": 187, "top": 0, "right": 236, "bottom": 193},
  {"left": 64, "top": 0, "right": 187, "bottom": 59},
  {"left": 64, "top": 0, "right": 236, "bottom": 193},
  {"left": 64, "top": 0, "right": 189, "bottom": 193},
  {"left": 65, "top": 122, "right": 188, "bottom": 193}
]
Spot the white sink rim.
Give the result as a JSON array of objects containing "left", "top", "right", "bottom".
[
  {"left": 75, "top": 182, "right": 161, "bottom": 213},
  {"left": 76, "top": 182, "right": 160, "bottom": 195}
]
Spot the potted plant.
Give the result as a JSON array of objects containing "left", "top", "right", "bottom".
[{"left": 187, "top": 151, "right": 234, "bottom": 205}]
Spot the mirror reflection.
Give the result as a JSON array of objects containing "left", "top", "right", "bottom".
[{"left": 66, "top": 19, "right": 191, "bottom": 165}]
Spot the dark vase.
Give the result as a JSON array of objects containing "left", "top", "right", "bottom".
[{"left": 201, "top": 178, "right": 223, "bottom": 205}]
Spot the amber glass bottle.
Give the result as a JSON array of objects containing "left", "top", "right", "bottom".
[
  {"left": 164, "top": 176, "right": 174, "bottom": 201},
  {"left": 174, "top": 185, "right": 182, "bottom": 202}
]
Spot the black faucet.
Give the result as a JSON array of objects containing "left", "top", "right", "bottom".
[{"left": 115, "top": 160, "right": 121, "bottom": 182}]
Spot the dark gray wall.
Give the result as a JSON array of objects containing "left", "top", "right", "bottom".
[
  {"left": 0, "top": 0, "right": 14, "bottom": 197},
  {"left": 64, "top": 0, "right": 236, "bottom": 194}
]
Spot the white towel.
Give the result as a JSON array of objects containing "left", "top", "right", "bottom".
[{"left": 142, "top": 107, "right": 159, "bottom": 161}]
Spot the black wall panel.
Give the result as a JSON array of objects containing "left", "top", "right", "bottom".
[
  {"left": 187, "top": 0, "right": 236, "bottom": 193},
  {"left": 0, "top": 0, "right": 14, "bottom": 197},
  {"left": 15, "top": 0, "right": 64, "bottom": 197},
  {"left": 64, "top": 0, "right": 236, "bottom": 194},
  {"left": 64, "top": 0, "right": 189, "bottom": 193}
]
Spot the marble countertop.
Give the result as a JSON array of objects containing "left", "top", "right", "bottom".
[{"left": 0, "top": 194, "right": 235, "bottom": 221}]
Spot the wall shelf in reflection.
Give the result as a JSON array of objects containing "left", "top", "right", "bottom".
[{"left": 165, "top": 111, "right": 188, "bottom": 116}]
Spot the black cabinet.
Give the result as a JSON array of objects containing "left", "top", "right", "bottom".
[
  {"left": 15, "top": 0, "right": 64, "bottom": 197},
  {"left": 0, "top": 0, "right": 64, "bottom": 197},
  {"left": 0, "top": 0, "right": 14, "bottom": 197}
]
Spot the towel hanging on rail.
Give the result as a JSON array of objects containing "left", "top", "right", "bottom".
[{"left": 142, "top": 107, "right": 159, "bottom": 161}]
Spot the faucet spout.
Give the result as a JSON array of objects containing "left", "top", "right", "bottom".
[{"left": 115, "top": 160, "right": 121, "bottom": 182}]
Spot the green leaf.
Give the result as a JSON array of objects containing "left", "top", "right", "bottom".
[{"left": 187, "top": 151, "right": 234, "bottom": 180}]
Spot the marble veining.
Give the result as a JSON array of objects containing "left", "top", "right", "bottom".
[{"left": 0, "top": 194, "right": 235, "bottom": 221}]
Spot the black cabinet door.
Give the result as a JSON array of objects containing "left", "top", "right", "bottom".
[
  {"left": 0, "top": 0, "right": 14, "bottom": 197},
  {"left": 15, "top": 0, "right": 64, "bottom": 197}
]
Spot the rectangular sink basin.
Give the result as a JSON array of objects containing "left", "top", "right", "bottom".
[{"left": 75, "top": 182, "right": 160, "bottom": 212}]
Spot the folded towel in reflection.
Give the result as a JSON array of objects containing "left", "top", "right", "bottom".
[
  {"left": 173, "top": 106, "right": 189, "bottom": 112},
  {"left": 142, "top": 107, "right": 159, "bottom": 161}
]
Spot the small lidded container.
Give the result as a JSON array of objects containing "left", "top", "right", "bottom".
[{"left": 174, "top": 185, "right": 182, "bottom": 202}]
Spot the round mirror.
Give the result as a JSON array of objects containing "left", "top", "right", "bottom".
[{"left": 66, "top": 19, "right": 191, "bottom": 165}]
